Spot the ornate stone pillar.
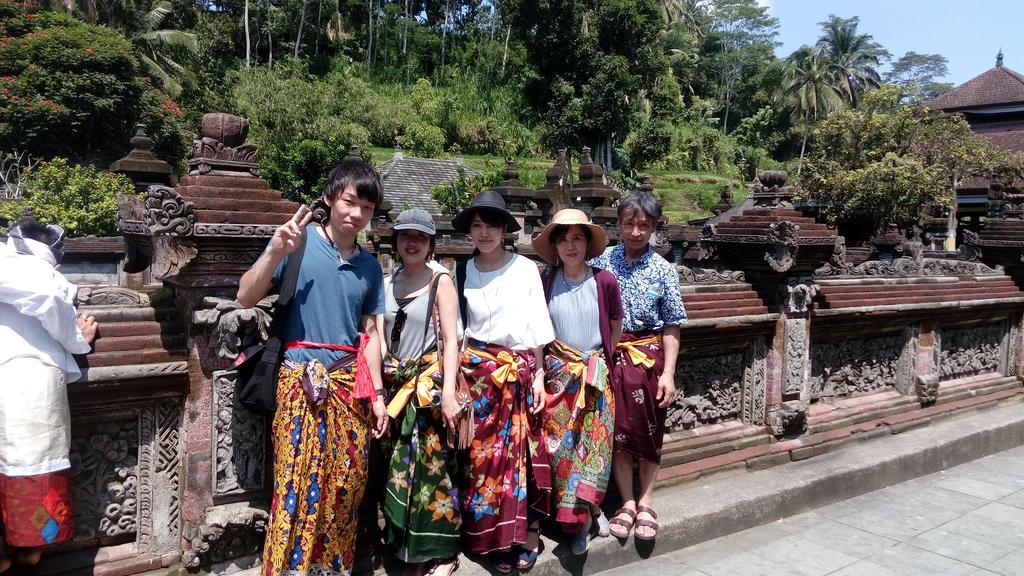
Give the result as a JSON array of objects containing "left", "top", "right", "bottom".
[{"left": 119, "top": 112, "right": 298, "bottom": 572}]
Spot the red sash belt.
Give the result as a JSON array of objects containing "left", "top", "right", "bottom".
[{"left": 284, "top": 333, "right": 377, "bottom": 400}]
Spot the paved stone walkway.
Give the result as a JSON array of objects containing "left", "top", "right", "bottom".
[{"left": 592, "top": 444, "right": 1024, "bottom": 576}]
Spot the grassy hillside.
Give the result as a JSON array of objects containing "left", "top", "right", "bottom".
[{"left": 370, "top": 147, "right": 750, "bottom": 223}]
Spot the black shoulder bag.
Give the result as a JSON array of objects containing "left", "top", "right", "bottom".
[{"left": 235, "top": 232, "right": 307, "bottom": 415}]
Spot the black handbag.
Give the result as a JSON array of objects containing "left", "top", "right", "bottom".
[{"left": 234, "top": 232, "right": 307, "bottom": 415}]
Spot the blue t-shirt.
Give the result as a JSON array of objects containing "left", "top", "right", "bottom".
[{"left": 271, "top": 224, "right": 385, "bottom": 365}]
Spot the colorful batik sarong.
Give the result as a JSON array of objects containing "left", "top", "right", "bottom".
[
  {"left": 460, "top": 340, "right": 551, "bottom": 555},
  {"left": 0, "top": 358, "right": 74, "bottom": 547},
  {"left": 542, "top": 340, "right": 614, "bottom": 532},
  {"left": 381, "top": 352, "right": 461, "bottom": 563},
  {"left": 262, "top": 354, "right": 372, "bottom": 576},
  {"left": 611, "top": 331, "right": 666, "bottom": 464}
]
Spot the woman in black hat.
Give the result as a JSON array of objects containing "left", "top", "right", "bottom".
[
  {"left": 451, "top": 191, "right": 555, "bottom": 573},
  {"left": 380, "top": 208, "right": 462, "bottom": 576}
]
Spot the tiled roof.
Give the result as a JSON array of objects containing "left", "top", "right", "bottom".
[
  {"left": 925, "top": 64, "right": 1024, "bottom": 111},
  {"left": 975, "top": 125, "right": 1024, "bottom": 153},
  {"left": 377, "top": 154, "right": 480, "bottom": 216}
]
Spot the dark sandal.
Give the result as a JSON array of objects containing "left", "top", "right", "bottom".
[
  {"left": 493, "top": 551, "right": 514, "bottom": 574},
  {"left": 425, "top": 556, "right": 460, "bottom": 576},
  {"left": 516, "top": 527, "right": 543, "bottom": 572},
  {"left": 634, "top": 506, "right": 660, "bottom": 541},
  {"left": 608, "top": 507, "right": 637, "bottom": 539}
]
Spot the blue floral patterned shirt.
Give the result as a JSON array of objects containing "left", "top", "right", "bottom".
[{"left": 591, "top": 244, "right": 687, "bottom": 333}]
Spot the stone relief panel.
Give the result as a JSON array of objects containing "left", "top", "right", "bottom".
[
  {"left": 809, "top": 333, "right": 906, "bottom": 399},
  {"left": 212, "top": 370, "right": 266, "bottom": 497},
  {"left": 741, "top": 338, "right": 768, "bottom": 426},
  {"left": 784, "top": 318, "right": 808, "bottom": 396},
  {"left": 69, "top": 417, "right": 139, "bottom": 541},
  {"left": 668, "top": 352, "right": 744, "bottom": 430},
  {"left": 938, "top": 322, "right": 1006, "bottom": 380}
]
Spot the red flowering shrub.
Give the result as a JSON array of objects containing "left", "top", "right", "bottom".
[{"left": 0, "top": 2, "right": 189, "bottom": 167}]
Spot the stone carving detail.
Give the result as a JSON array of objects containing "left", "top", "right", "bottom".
[
  {"left": 144, "top": 185, "right": 195, "bottom": 236},
  {"left": 150, "top": 236, "right": 198, "bottom": 280},
  {"left": 69, "top": 417, "right": 139, "bottom": 540},
  {"left": 679, "top": 266, "right": 745, "bottom": 285},
  {"left": 785, "top": 278, "right": 819, "bottom": 314},
  {"left": 810, "top": 334, "right": 904, "bottom": 398},
  {"left": 212, "top": 371, "right": 265, "bottom": 496},
  {"left": 751, "top": 170, "right": 796, "bottom": 209},
  {"left": 815, "top": 256, "right": 1002, "bottom": 278},
  {"left": 771, "top": 400, "right": 807, "bottom": 437},
  {"left": 1007, "top": 320, "right": 1020, "bottom": 378},
  {"left": 741, "top": 338, "right": 768, "bottom": 425},
  {"left": 183, "top": 505, "right": 269, "bottom": 572},
  {"left": 136, "top": 400, "right": 183, "bottom": 553},
  {"left": 668, "top": 353, "right": 744, "bottom": 430},
  {"left": 916, "top": 373, "right": 940, "bottom": 405},
  {"left": 784, "top": 318, "right": 808, "bottom": 395},
  {"left": 765, "top": 221, "right": 800, "bottom": 272},
  {"left": 193, "top": 296, "right": 275, "bottom": 360},
  {"left": 814, "top": 236, "right": 853, "bottom": 276},
  {"left": 193, "top": 223, "right": 280, "bottom": 237},
  {"left": 189, "top": 113, "right": 261, "bottom": 177},
  {"left": 696, "top": 223, "right": 717, "bottom": 260},
  {"left": 77, "top": 286, "right": 150, "bottom": 307},
  {"left": 959, "top": 230, "right": 982, "bottom": 262},
  {"left": 192, "top": 138, "right": 258, "bottom": 165},
  {"left": 939, "top": 323, "right": 1005, "bottom": 380}
]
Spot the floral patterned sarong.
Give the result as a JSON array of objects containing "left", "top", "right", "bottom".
[
  {"left": 460, "top": 340, "right": 551, "bottom": 555},
  {"left": 381, "top": 352, "right": 462, "bottom": 563},
  {"left": 542, "top": 340, "right": 614, "bottom": 532},
  {"left": 611, "top": 331, "right": 666, "bottom": 464},
  {"left": 262, "top": 355, "right": 372, "bottom": 576}
]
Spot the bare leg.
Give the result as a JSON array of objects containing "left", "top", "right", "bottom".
[
  {"left": 634, "top": 459, "right": 660, "bottom": 539},
  {"left": 0, "top": 538, "right": 10, "bottom": 574},
  {"left": 18, "top": 547, "right": 43, "bottom": 566},
  {"left": 609, "top": 451, "right": 637, "bottom": 537}
]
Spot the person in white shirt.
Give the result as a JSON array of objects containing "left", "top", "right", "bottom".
[
  {"left": 0, "top": 217, "right": 97, "bottom": 573},
  {"left": 450, "top": 190, "right": 555, "bottom": 573}
]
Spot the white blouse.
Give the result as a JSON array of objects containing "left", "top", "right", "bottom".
[{"left": 463, "top": 254, "right": 555, "bottom": 350}]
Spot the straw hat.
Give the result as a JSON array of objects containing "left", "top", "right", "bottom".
[{"left": 531, "top": 208, "right": 608, "bottom": 266}]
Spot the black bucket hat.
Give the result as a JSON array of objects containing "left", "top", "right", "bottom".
[{"left": 452, "top": 189, "right": 521, "bottom": 233}]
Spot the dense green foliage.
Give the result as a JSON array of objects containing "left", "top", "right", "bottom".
[
  {"left": 6, "top": 0, "right": 1017, "bottom": 226},
  {"left": 0, "top": 2, "right": 190, "bottom": 167},
  {"left": 0, "top": 158, "right": 135, "bottom": 237}
]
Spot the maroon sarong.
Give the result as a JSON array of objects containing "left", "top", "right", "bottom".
[{"left": 611, "top": 330, "right": 666, "bottom": 464}]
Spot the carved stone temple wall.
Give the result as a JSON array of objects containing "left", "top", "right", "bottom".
[{"left": 48, "top": 127, "right": 1024, "bottom": 576}]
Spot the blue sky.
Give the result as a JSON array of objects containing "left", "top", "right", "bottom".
[{"left": 765, "top": 0, "right": 1024, "bottom": 85}]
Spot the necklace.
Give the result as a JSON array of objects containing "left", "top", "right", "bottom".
[{"left": 559, "top": 269, "right": 591, "bottom": 291}]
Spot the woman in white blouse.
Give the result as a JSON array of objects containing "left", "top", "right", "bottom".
[{"left": 451, "top": 190, "right": 555, "bottom": 573}]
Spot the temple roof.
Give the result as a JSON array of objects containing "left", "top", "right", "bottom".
[
  {"left": 925, "top": 55, "right": 1024, "bottom": 112},
  {"left": 377, "top": 149, "right": 480, "bottom": 217}
]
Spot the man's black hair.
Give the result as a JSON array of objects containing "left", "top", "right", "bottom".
[
  {"left": 323, "top": 159, "right": 384, "bottom": 207},
  {"left": 14, "top": 216, "right": 53, "bottom": 244}
]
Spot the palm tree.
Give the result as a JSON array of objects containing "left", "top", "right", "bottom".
[
  {"left": 660, "top": 0, "right": 706, "bottom": 39},
  {"left": 132, "top": 1, "right": 197, "bottom": 98},
  {"left": 55, "top": 0, "right": 196, "bottom": 97},
  {"left": 782, "top": 45, "right": 847, "bottom": 174},
  {"left": 816, "top": 15, "right": 889, "bottom": 107}
]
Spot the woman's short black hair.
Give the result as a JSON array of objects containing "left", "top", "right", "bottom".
[
  {"left": 549, "top": 223, "right": 593, "bottom": 246},
  {"left": 323, "top": 159, "right": 384, "bottom": 207},
  {"left": 13, "top": 216, "right": 51, "bottom": 243},
  {"left": 617, "top": 190, "right": 663, "bottom": 223}
]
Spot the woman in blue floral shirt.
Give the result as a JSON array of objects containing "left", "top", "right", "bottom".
[{"left": 591, "top": 190, "right": 686, "bottom": 542}]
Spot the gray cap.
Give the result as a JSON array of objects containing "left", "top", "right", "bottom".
[{"left": 393, "top": 208, "right": 436, "bottom": 235}]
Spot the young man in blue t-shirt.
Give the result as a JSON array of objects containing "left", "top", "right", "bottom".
[{"left": 238, "top": 159, "right": 388, "bottom": 576}]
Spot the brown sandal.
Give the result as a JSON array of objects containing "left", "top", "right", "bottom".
[
  {"left": 634, "top": 506, "right": 659, "bottom": 541},
  {"left": 608, "top": 507, "right": 637, "bottom": 539}
]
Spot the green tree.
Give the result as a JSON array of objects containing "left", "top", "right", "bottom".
[
  {"left": 885, "top": 51, "right": 952, "bottom": 104},
  {"left": 815, "top": 15, "right": 889, "bottom": 107},
  {"left": 800, "top": 85, "right": 1021, "bottom": 236}
]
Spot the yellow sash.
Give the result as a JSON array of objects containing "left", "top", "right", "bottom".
[
  {"left": 467, "top": 345, "right": 523, "bottom": 387},
  {"left": 616, "top": 335, "right": 661, "bottom": 369},
  {"left": 385, "top": 352, "right": 441, "bottom": 419},
  {"left": 548, "top": 340, "right": 608, "bottom": 410}
]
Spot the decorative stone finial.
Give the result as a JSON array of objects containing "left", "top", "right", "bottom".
[
  {"left": 344, "top": 146, "right": 363, "bottom": 162},
  {"left": 997, "top": 49, "right": 1004, "bottom": 68},
  {"left": 109, "top": 125, "right": 174, "bottom": 189},
  {"left": 394, "top": 145, "right": 404, "bottom": 160},
  {"left": 190, "top": 113, "right": 259, "bottom": 177}
]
